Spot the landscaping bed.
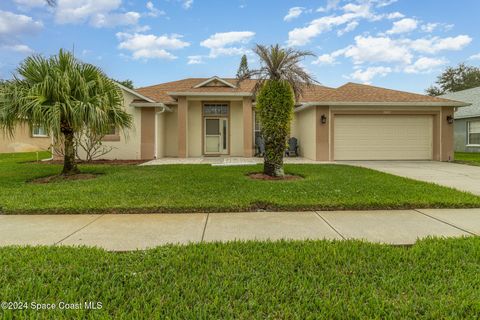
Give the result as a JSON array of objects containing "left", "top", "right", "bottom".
[
  {"left": 2, "top": 152, "right": 480, "bottom": 214},
  {"left": 0, "top": 238, "right": 479, "bottom": 318}
]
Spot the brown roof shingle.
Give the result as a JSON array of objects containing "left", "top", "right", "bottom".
[{"left": 135, "top": 77, "right": 465, "bottom": 106}]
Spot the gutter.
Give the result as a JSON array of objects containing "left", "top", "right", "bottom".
[
  {"left": 130, "top": 101, "right": 172, "bottom": 112},
  {"left": 295, "top": 101, "right": 472, "bottom": 112},
  {"left": 167, "top": 91, "right": 253, "bottom": 97}
]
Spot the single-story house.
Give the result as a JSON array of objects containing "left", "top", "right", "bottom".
[
  {"left": 0, "top": 76, "right": 469, "bottom": 161},
  {"left": 0, "top": 123, "right": 51, "bottom": 153},
  {"left": 441, "top": 86, "right": 480, "bottom": 153}
]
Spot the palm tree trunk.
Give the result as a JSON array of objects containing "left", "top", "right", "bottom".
[
  {"left": 263, "top": 136, "right": 285, "bottom": 177},
  {"left": 61, "top": 128, "right": 79, "bottom": 175}
]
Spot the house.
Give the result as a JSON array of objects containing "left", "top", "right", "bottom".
[
  {"left": 1, "top": 76, "right": 468, "bottom": 161},
  {"left": 441, "top": 87, "right": 480, "bottom": 153},
  {"left": 0, "top": 123, "right": 51, "bottom": 153}
]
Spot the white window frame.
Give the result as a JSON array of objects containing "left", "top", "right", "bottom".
[
  {"left": 467, "top": 121, "right": 480, "bottom": 146},
  {"left": 32, "top": 125, "right": 48, "bottom": 138}
]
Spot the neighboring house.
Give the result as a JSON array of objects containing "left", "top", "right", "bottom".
[
  {"left": 441, "top": 87, "right": 480, "bottom": 153},
  {"left": 0, "top": 77, "right": 468, "bottom": 161},
  {"left": 0, "top": 123, "right": 51, "bottom": 153}
]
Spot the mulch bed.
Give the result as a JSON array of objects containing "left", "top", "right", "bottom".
[
  {"left": 248, "top": 173, "right": 303, "bottom": 181},
  {"left": 29, "top": 173, "right": 99, "bottom": 184}
]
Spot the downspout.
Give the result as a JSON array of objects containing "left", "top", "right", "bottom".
[{"left": 154, "top": 106, "right": 168, "bottom": 159}]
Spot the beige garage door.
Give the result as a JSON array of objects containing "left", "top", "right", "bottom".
[{"left": 334, "top": 114, "right": 433, "bottom": 160}]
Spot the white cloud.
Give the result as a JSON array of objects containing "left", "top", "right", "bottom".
[
  {"left": 116, "top": 32, "right": 190, "bottom": 60},
  {"left": 421, "top": 23, "right": 438, "bottom": 33},
  {"left": 386, "top": 18, "right": 418, "bottom": 34},
  {"left": 1, "top": 44, "right": 34, "bottom": 54},
  {"left": 317, "top": 0, "right": 340, "bottom": 12},
  {"left": 146, "top": 1, "right": 165, "bottom": 17},
  {"left": 288, "top": 1, "right": 383, "bottom": 46},
  {"left": 14, "top": 0, "right": 45, "bottom": 8},
  {"left": 337, "top": 21, "right": 359, "bottom": 36},
  {"left": 182, "top": 0, "right": 193, "bottom": 9},
  {"left": 55, "top": 0, "right": 140, "bottom": 28},
  {"left": 350, "top": 66, "right": 392, "bottom": 83},
  {"left": 284, "top": 7, "right": 304, "bottom": 22},
  {"left": 0, "top": 10, "right": 42, "bottom": 55},
  {"left": 200, "top": 31, "right": 255, "bottom": 58},
  {"left": 187, "top": 55, "right": 203, "bottom": 64},
  {"left": 0, "top": 10, "right": 43, "bottom": 36},
  {"left": 404, "top": 56, "right": 447, "bottom": 73},
  {"left": 376, "top": 0, "right": 398, "bottom": 7},
  {"left": 407, "top": 35, "right": 472, "bottom": 54},
  {"left": 312, "top": 54, "right": 336, "bottom": 65},
  {"left": 344, "top": 35, "right": 413, "bottom": 64},
  {"left": 386, "top": 12, "right": 404, "bottom": 19},
  {"left": 470, "top": 53, "right": 480, "bottom": 60}
]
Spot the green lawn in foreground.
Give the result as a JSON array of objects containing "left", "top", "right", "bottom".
[
  {"left": 0, "top": 238, "right": 479, "bottom": 318},
  {"left": 455, "top": 151, "right": 480, "bottom": 166},
  {"left": 1, "top": 152, "right": 480, "bottom": 214}
]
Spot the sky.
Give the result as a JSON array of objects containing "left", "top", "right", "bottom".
[{"left": 0, "top": 0, "right": 479, "bottom": 93}]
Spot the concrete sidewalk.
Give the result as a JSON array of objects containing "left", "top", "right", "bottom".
[{"left": 0, "top": 209, "right": 478, "bottom": 251}]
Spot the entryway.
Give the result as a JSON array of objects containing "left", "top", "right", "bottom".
[{"left": 204, "top": 117, "right": 228, "bottom": 155}]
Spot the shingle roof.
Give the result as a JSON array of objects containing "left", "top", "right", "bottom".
[
  {"left": 135, "top": 77, "right": 466, "bottom": 106},
  {"left": 441, "top": 86, "right": 480, "bottom": 119}
]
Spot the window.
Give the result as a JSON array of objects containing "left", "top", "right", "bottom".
[
  {"left": 468, "top": 121, "right": 480, "bottom": 145},
  {"left": 32, "top": 125, "right": 48, "bottom": 137},
  {"left": 253, "top": 111, "right": 262, "bottom": 142},
  {"left": 203, "top": 103, "right": 228, "bottom": 116},
  {"left": 106, "top": 124, "right": 117, "bottom": 135}
]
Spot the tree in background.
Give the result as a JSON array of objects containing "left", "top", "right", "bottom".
[
  {"left": 0, "top": 49, "right": 133, "bottom": 175},
  {"left": 236, "top": 55, "right": 250, "bottom": 79},
  {"left": 426, "top": 63, "right": 480, "bottom": 96},
  {"left": 239, "top": 44, "right": 316, "bottom": 177},
  {"left": 115, "top": 79, "right": 135, "bottom": 90}
]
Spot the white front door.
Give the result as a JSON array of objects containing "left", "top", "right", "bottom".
[{"left": 204, "top": 117, "right": 228, "bottom": 155}]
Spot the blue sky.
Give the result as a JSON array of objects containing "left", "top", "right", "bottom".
[{"left": 1, "top": 0, "right": 479, "bottom": 93}]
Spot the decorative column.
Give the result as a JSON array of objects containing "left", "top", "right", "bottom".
[
  {"left": 242, "top": 97, "right": 253, "bottom": 157},
  {"left": 178, "top": 96, "right": 187, "bottom": 158}
]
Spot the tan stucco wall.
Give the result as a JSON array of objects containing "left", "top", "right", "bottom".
[
  {"left": 156, "top": 112, "right": 165, "bottom": 158},
  {"left": 188, "top": 100, "right": 202, "bottom": 157},
  {"left": 230, "top": 101, "right": 244, "bottom": 156},
  {"left": 164, "top": 106, "right": 178, "bottom": 157},
  {"left": 441, "top": 106, "right": 455, "bottom": 161},
  {"left": 0, "top": 123, "right": 51, "bottom": 153},
  {"left": 293, "top": 107, "right": 317, "bottom": 160},
  {"left": 76, "top": 91, "right": 141, "bottom": 160},
  {"left": 141, "top": 108, "right": 156, "bottom": 160}
]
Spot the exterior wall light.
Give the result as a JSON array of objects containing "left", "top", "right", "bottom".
[
  {"left": 320, "top": 114, "right": 327, "bottom": 124},
  {"left": 446, "top": 115, "right": 454, "bottom": 124}
]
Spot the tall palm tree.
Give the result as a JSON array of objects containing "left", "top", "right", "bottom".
[
  {"left": 0, "top": 49, "right": 133, "bottom": 175},
  {"left": 238, "top": 44, "right": 317, "bottom": 177}
]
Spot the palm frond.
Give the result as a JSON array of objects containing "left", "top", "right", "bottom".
[{"left": 239, "top": 44, "right": 317, "bottom": 99}]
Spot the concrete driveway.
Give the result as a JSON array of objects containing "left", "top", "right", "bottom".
[
  {"left": 0, "top": 209, "right": 478, "bottom": 251},
  {"left": 344, "top": 161, "right": 480, "bottom": 195}
]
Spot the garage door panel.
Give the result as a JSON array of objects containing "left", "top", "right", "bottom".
[{"left": 334, "top": 115, "right": 433, "bottom": 160}]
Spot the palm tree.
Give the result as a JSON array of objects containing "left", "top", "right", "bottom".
[
  {"left": 0, "top": 49, "right": 133, "bottom": 175},
  {"left": 238, "top": 44, "right": 317, "bottom": 177}
]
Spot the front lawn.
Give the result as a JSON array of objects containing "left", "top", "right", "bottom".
[
  {"left": 455, "top": 152, "right": 480, "bottom": 166},
  {"left": 0, "top": 238, "right": 479, "bottom": 318},
  {"left": 1, "top": 152, "right": 480, "bottom": 214}
]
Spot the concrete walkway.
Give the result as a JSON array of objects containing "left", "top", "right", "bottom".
[
  {"left": 0, "top": 209, "right": 478, "bottom": 251},
  {"left": 345, "top": 161, "right": 480, "bottom": 195},
  {"left": 141, "top": 157, "right": 327, "bottom": 166}
]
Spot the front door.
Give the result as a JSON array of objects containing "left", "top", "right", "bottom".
[{"left": 204, "top": 117, "right": 228, "bottom": 155}]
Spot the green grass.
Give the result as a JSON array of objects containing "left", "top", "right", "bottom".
[
  {"left": 0, "top": 238, "right": 479, "bottom": 319},
  {"left": 455, "top": 152, "right": 480, "bottom": 166},
  {"left": 1, "top": 152, "right": 480, "bottom": 214}
]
